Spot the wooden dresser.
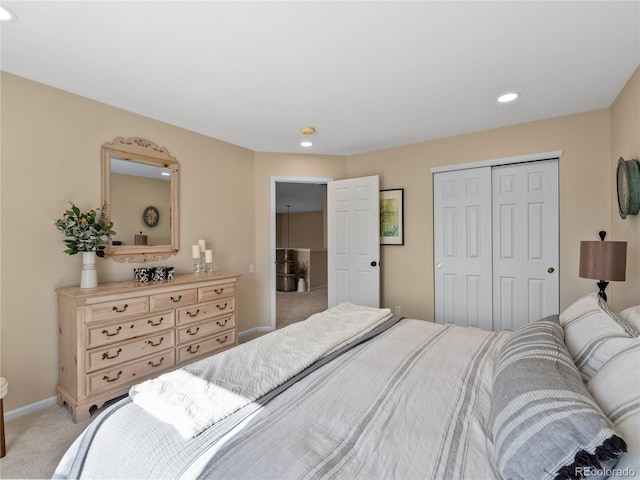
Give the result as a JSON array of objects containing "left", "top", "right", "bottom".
[{"left": 57, "top": 272, "right": 240, "bottom": 422}]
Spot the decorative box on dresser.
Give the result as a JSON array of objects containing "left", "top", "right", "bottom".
[{"left": 57, "top": 272, "right": 240, "bottom": 422}]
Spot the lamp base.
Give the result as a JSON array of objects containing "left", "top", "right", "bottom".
[{"left": 597, "top": 280, "right": 609, "bottom": 302}]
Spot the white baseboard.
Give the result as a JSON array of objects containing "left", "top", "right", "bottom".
[
  {"left": 5, "top": 395, "right": 58, "bottom": 421},
  {"left": 238, "top": 326, "right": 273, "bottom": 340},
  {"left": 5, "top": 328, "right": 271, "bottom": 421}
]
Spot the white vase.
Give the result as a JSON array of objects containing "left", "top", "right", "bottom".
[
  {"left": 297, "top": 278, "right": 306, "bottom": 292},
  {"left": 80, "top": 251, "right": 98, "bottom": 288}
]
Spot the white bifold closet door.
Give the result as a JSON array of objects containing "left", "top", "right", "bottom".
[{"left": 434, "top": 159, "right": 559, "bottom": 331}]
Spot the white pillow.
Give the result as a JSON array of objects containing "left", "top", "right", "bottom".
[
  {"left": 620, "top": 305, "right": 640, "bottom": 331},
  {"left": 559, "top": 294, "right": 638, "bottom": 381},
  {"left": 586, "top": 340, "right": 640, "bottom": 478}
]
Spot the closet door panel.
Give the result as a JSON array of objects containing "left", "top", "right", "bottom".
[
  {"left": 434, "top": 168, "right": 492, "bottom": 329},
  {"left": 492, "top": 159, "right": 559, "bottom": 331}
]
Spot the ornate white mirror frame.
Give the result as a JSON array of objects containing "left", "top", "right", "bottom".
[{"left": 101, "top": 137, "right": 179, "bottom": 263}]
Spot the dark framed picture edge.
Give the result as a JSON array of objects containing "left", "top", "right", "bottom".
[{"left": 379, "top": 188, "right": 404, "bottom": 246}]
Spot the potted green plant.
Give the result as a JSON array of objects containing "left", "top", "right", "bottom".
[{"left": 54, "top": 202, "right": 116, "bottom": 288}]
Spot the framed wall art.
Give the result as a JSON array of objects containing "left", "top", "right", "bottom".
[{"left": 380, "top": 188, "right": 404, "bottom": 245}]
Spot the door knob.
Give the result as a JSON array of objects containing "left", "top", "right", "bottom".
[
  {"left": 547, "top": 267, "right": 555, "bottom": 274},
  {"left": 371, "top": 261, "right": 378, "bottom": 267},
  {"left": 437, "top": 263, "right": 443, "bottom": 269}
]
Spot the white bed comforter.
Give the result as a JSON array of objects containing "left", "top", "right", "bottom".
[
  {"left": 130, "top": 302, "right": 392, "bottom": 438},
  {"left": 55, "top": 314, "right": 510, "bottom": 480}
]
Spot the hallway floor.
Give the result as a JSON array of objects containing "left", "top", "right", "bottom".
[{"left": 277, "top": 286, "right": 328, "bottom": 329}]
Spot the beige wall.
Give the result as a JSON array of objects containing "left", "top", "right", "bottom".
[
  {"left": 276, "top": 211, "right": 325, "bottom": 251},
  {"left": 0, "top": 73, "right": 257, "bottom": 411},
  {"left": 610, "top": 67, "right": 640, "bottom": 307},
  {"left": 1, "top": 66, "right": 637, "bottom": 414},
  {"left": 347, "top": 109, "right": 621, "bottom": 320}
]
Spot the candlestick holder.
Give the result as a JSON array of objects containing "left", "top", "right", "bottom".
[
  {"left": 193, "top": 258, "right": 202, "bottom": 274},
  {"left": 205, "top": 262, "right": 213, "bottom": 274}
]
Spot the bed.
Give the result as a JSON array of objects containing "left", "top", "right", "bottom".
[{"left": 53, "top": 296, "right": 639, "bottom": 480}]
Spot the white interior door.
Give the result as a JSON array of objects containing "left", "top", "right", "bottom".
[
  {"left": 327, "top": 176, "right": 380, "bottom": 308},
  {"left": 433, "top": 168, "right": 493, "bottom": 329},
  {"left": 492, "top": 159, "right": 559, "bottom": 331}
]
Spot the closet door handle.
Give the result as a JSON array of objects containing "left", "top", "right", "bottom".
[{"left": 547, "top": 267, "right": 555, "bottom": 274}]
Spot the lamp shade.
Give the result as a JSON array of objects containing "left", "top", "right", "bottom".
[{"left": 579, "top": 241, "right": 627, "bottom": 281}]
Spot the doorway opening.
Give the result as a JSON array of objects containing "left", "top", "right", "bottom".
[{"left": 270, "top": 176, "right": 333, "bottom": 330}]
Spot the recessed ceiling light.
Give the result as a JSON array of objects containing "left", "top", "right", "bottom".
[
  {"left": 498, "top": 92, "right": 519, "bottom": 103},
  {"left": 0, "top": 6, "right": 17, "bottom": 22},
  {"left": 300, "top": 141, "right": 313, "bottom": 148}
]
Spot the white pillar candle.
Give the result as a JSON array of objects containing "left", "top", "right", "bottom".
[
  {"left": 198, "top": 239, "right": 206, "bottom": 253},
  {"left": 192, "top": 244, "right": 200, "bottom": 259},
  {"left": 205, "top": 249, "right": 213, "bottom": 263}
]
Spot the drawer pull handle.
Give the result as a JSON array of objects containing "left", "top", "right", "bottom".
[
  {"left": 214, "top": 288, "right": 224, "bottom": 294},
  {"left": 103, "top": 371, "right": 123, "bottom": 383},
  {"left": 112, "top": 304, "right": 128, "bottom": 313},
  {"left": 216, "top": 318, "right": 229, "bottom": 327},
  {"left": 148, "top": 357, "right": 165, "bottom": 368},
  {"left": 102, "top": 348, "right": 122, "bottom": 360},
  {"left": 216, "top": 303, "right": 228, "bottom": 310},
  {"left": 217, "top": 335, "right": 229, "bottom": 344},
  {"left": 147, "top": 317, "right": 164, "bottom": 327},
  {"left": 187, "top": 309, "right": 200, "bottom": 318},
  {"left": 187, "top": 327, "right": 200, "bottom": 336},
  {"left": 102, "top": 326, "right": 122, "bottom": 337},
  {"left": 187, "top": 345, "right": 200, "bottom": 354},
  {"left": 146, "top": 337, "right": 164, "bottom": 347},
  {"left": 170, "top": 295, "right": 182, "bottom": 303}
]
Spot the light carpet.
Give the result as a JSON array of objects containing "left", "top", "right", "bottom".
[
  {"left": 277, "top": 286, "right": 328, "bottom": 329},
  {"left": 0, "top": 402, "right": 101, "bottom": 479}
]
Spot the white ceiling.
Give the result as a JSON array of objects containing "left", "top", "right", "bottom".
[{"left": 1, "top": 1, "right": 638, "bottom": 156}]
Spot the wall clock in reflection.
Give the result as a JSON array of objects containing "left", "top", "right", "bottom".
[
  {"left": 143, "top": 206, "right": 160, "bottom": 227},
  {"left": 616, "top": 157, "right": 640, "bottom": 219}
]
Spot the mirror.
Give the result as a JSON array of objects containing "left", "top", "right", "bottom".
[{"left": 101, "top": 137, "right": 179, "bottom": 262}]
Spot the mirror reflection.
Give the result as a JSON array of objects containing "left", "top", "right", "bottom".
[
  {"left": 102, "top": 137, "right": 179, "bottom": 263},
  {"left": 110, "top": 158, "right": 172, "bottom": 245}
]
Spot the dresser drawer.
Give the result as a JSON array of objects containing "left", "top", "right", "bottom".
[
  {"left": 199, "top": 282, "right": 236, "bottom": 302},
  {"left": 177, "top": 330, "right": 236, "bottom": 363},
  {"left": 86, "top": 330, "right": 176, "bottom": 373},
  {"left": 86, "top": 311, "right": 175, "bottom": 348},
  {"left": 149, "top": 288, "right": 197, "bottom": 312},
  {"left": 86, "top": 349, "right": 176, "bottom": 396},
  {"left": 177, "top": 314, "right": 235, "bottom": 345},
  {"left": 86, "top": 296, "right": 149, "bottom": 322},
  {"left": 176, "top": 298, "right": 235, "bottom": 325}
]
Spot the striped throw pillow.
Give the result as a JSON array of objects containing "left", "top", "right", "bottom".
[
  {"left": 490, "top": 317, "right": 626, "bottom": 480},
  {"left": 586, "top": 339, "right": 640, "bottom": 479},
  {"left": 559, "top": 294, "right": 638, "bottom": 381}
]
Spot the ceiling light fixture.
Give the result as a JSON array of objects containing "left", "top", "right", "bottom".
[
  {"left": 300, "top": 126, "right": 315, "bottom": 148},
  {"left": 498, "top": 92, "right": 519, "bottom": 103},
  {"left": 0, "top": 6, "right": 16, "bottom": 22}
]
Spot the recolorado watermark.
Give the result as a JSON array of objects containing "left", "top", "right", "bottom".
[{"left": 575, "top": 466, "right": 636, "bottom": 477}]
